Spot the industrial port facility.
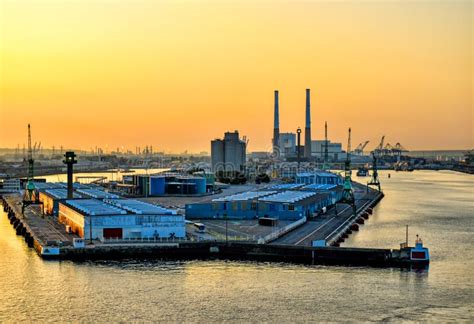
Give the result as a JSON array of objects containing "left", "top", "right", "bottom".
[{"left": 0, "top": 89, "right": 433, "bottom": 268}]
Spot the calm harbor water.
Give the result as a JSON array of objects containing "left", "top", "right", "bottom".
[{"left": 0, "top": 171, "right": 472, "bottom": 322}]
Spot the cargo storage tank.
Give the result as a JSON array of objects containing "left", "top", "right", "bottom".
[
  {"left": 193, "top": 177, "right": 206, "bottom": 194},
  {"left": 150, "top": 176, "right": 166, "bottom": 196}
]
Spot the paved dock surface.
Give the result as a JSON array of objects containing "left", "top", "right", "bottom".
[
  {"left": 272, "top": 185, "right": 379, "bottom": 246},
  {"left": 4, "top": 195, "right": 77, "bottom": 245}
]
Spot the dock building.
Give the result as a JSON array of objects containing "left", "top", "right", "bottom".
[
  {"left": 58, "top": 199, "right": 185, "bottom": 240},
  {"left": 39, "top": 189, "right": 84, "bottom": 216},
  {"left": 125, "top": 174, "right": 208, "bottom": 196},
  {"left": 296, "top": 171, "right": 343, "bottom": 185},
  {"left": 185, "top": 187, "right": 335, "bottom": 220}
]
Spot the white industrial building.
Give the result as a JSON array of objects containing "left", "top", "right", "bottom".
[
  {"left": 311, "top": 140, "right": 343, "bottom": 160},
  {"left": 279, "top": 133, "right": 296, "bottom": 157},
  {"left": 211, "top": 131, "right": 247, "bottom": 173},
  {"left": 58, "top": 199, "right": 185, "bottom": 240}
]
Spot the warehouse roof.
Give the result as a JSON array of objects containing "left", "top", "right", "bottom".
[
  {"left": 259, "top": 191, "right": 317, "bottom": 203},
  {"left": 267, "top": 183, "right": 304, "bottom": 190},
  {"left": 103, "top": 199, "right": 177, "bottom": 215},
  {"left": 296, "top": 171, "right": 340, "bottom": 178},
  {"left": 64, "top": 199, "right": 126, "bottom": 216},
  {"left": 212, "top": 191, "right": 277, "bottom": 202},
  {"left": 58, "top": 182, "right": 92, "bottom": 189},
  {"left": 44, "top": 189, "right": 82, "bottom": 199},
  {"left": 33, "top": 182, "right": 64, "bottom": 190},
  {"left": 302, "top": 184, "right": 338, "bottom": 191},
  {"left": 77, "top": 189, "right": 121, "bottom": 199}
]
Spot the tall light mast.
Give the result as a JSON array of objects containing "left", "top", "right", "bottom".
[{"left": 323, "top": 121, "right": 329, "bottom": 170}]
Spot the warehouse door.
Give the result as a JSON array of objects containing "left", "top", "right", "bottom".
[{"left": 103, "top": 228, "right": 123, "bottom": 239}]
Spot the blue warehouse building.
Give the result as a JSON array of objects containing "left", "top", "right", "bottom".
[
  {"left": 296, "top": 171, "right": 343, "bottom": 185},
  {"left": 127, "top": 174, "right": 208, "bottom": 196},
  {"left": 38, "top": 189, "right": 84, "bottom": 216},
  {"left": 185, "top": 189, "right": 334, "bottom": 221},
  {"left": 186, "top": 191, "right": 276, "bottom": 220},
  {"left": 301, "top": 184, "right": 343, "bottom": 205}
]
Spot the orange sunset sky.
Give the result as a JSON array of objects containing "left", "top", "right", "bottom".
[{"left": 0, "top": 0, "right": 472, "bottom": 153}]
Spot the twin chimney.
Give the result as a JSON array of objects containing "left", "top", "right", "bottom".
[{"left": 272, "top": 89, "right": 312, "bottom": 160}]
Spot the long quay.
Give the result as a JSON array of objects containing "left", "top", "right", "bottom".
[
  {"left": 271, "top": 182, "right": 384, "bottom": 247},
  {"left": 1, "top": 192, "right": 427, "bottom": 268},
  {"left": 2, "top": 195, "right": 78, "bottom": 255}
]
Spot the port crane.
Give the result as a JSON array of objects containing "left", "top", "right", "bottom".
[
  {"left": 373, "top": 135, "right": 385, "bottom": 156},
  {"left": 337, "top": 128, "right": 356, "bottom": 217},
  {"left": 373, "top": 136, "right": 408, "bottom": 158},
  {"left": 367, "top": 152, "right": 381, "bottom": 192},
  {"left": 22, "top": 124, "right": 39, "bottom": 213},
  {"left": 354, "top": 141, "right": 370, "bottom": 155}
]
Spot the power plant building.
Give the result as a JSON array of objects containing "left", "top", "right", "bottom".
[
  {"left": 211, "top": 131, "right": 247, "bottom": 173},
  {"left": 311, "top": 140, "right": 343, "bottom": 160},
  {"left": 279, "top": 133, "right": 296, "bottom": 157},
  {"left": 58, "top": 199, "right": 185, "bottom": 240}
]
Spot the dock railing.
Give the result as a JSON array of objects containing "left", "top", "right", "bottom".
[
  {"left": 258, "top": 217, "right": 307, "bottom": 244},
  {"left": 325, "top": 193, "right": 379, "bottom": 246},
  {"left": 100, "top": 235, "right": 259, "bottom": 244}
]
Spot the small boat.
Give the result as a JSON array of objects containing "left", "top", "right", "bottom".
[
  {"left": 409, "top": 235, "right": 430, "bottom": 262},
  {"left": 356, "top": 167, "right": 369, "bottom": 176},
  {"left": 400, "top": 234, "right": 430, "bottom": 265}
]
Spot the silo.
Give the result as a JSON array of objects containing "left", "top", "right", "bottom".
[{"left": 194, "top": 177, "right": 206, "bottom": 194}]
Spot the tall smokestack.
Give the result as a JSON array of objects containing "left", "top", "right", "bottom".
[
  {"left": 273, "top": 90, "right": 280, "bottom": 156},
  {"left": 304, "top": 88, "right": 312, "bottom": 159}
]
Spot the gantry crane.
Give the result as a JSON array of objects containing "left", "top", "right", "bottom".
[
  {"left": 367, "top": 152, "right": 381, "bottom": 192},
  {"left": 354, "top": 140, "right": 370, "bottom": 155},
  {"left": 373, "top": 135, "right": 385, "bottom": 156}
]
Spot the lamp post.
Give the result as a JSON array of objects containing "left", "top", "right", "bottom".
[
  {"left": 224, "top": 213, "right": 228, "bottom": 244},
  {"left": 297, "top": 127, "right": 302, "bottom": 172}
]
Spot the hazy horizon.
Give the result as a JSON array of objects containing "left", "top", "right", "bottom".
[{"left": 1, "top": 1, "right": 472, "bottom": 152}]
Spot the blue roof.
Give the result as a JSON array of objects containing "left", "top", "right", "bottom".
[
  {"left": 259, "top": 191, "right": 316, "bottom": 203},
  {"left": 103, "top": 199, "right": 177, "bottom": 215},
  {"left": 33, "top": 182, "right": 64, "bottom": 190},
  {"left": 267, "top": 183, "right": 304, "bottom": 190},
  {"left": 212, "top": 191, "right": 277, "bottom": 202},
  {"left": 77, "top": 189, "right": 121, "bottom": 199},
  {"left": 44, "top": 189, "right": 82, "bottom": 199},
  {"left": 302, "top": 184, "right": 337, "bottom": 191},
  {"left": 64, "top": 199, "right": 127, "bottom": 216},
  {"left": 296, "top": 171, "right": 339, "bottom": 178}
]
